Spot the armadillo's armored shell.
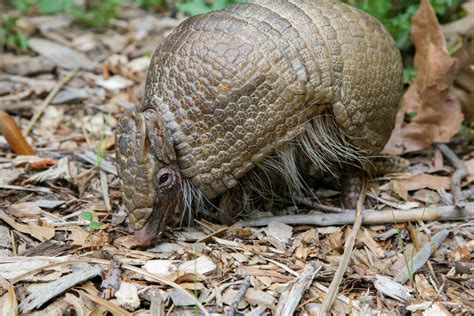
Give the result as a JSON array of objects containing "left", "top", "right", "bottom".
[{"left": 140, "top": 0, "right": 403, "bottom": 199}]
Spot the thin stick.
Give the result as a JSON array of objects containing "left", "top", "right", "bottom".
[
  {"left": 23, "top": 68, "right": 78, "bottom": 136},
  {"left": 238, "top": 203, "right": 474, "bottom": 227},
  {"left": 436, "top": 143, "right": 469, "bottom": 208},
  {"left": 294, "top": 197, "right": 352, "bottom": 213},
  {"left": 196, "top": 226, "right": 229, "bottom": 243},
  {"left": 225, "top": 276, "right": 251, "bottom": 316},
  {"left": 319, "top": 179, "right": 367, "bottom": 314}
]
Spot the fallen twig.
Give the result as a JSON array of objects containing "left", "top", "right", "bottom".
[
  {"left": 23, "top": 68, "right": 78, "bottom": 136},
  {"left": 226, "top": 276, "right": 251, "bottom": 316},
  {"left": 436, "top": 143, "right": 469, "bottom": 208},
  {"left": 294, "top": 197, "right": 351, "bottom": 213},
  {"left": 320, "top": 178, "right": 367, "bottom": 314},
  {"left": 238, "top": 203, "right": 474, "bottom": 227}
]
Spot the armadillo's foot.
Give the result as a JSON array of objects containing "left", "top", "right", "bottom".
[
  {"left": 218, "top": 188, "right": 251, "bottom": 225},
  {"left": 341, "top": 170, "right": 366, "bottom": 209}
]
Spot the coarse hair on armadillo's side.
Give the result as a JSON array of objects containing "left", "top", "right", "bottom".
[
  {"left": 298, "top": 112, "right": 368, "bottom": 177},
  {"left": 239, "top": 112, "right": 367, "bottom": 202},
  {"left": 178, "top": 112, "right": 368, "bottom": 220},
  {"left": 179, "top": 178, "right": 206, "bottom": 226}
]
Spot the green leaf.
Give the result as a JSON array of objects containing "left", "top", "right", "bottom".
[
  {"left": 211, "top": 0, "right": 231, "bottom": 10},
  {"left": 176, "top": 0, "right": 210, "bottom": 16},
  {"left": 403, "top": 67, "right": 416, "bottom": 84},
  {"left": 16, "top": 32, "right": 28, "bottom": 51},
  {"left": 3, "top": 16, "right": 19, "bottom": 31},
  {"left": 405, "top": 112, "right": 417, "bottom": 120},
  {"left": 38, "top": 0, "right": 74, "bottom": 13},
  {"left": 90, "top": 221, "right": 101, "bottom": 229},
  {"left": 361, "top": 0, "right": 392, "bottom": 21},
  {"left": 9, "top": 0, "right": 32, "bottom": 12},
  {"left": 81, "top": 211, "right": 93, "bottom": 221}
]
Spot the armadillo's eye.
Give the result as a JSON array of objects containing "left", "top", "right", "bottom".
[
  {"left": 159, "top": 173, "right": 170, "bottom": 184},
  {"left": 156, "top": 168, "right": 174, "bottom": 188}
]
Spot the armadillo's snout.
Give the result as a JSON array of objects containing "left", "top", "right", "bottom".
[
  {"left": 116, "top": 105, "right": 180, "bottom": 246},
  {"left": 115, "top": 109, "right": 159, "bottom": 236}
]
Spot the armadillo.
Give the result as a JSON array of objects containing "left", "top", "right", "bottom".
[{"left": 115, "top": 0, "right": 404, "bottom": 244}]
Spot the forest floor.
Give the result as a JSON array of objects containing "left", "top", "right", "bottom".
[{"left": 0, "top": 1, "right": 473, "bottom": 315}]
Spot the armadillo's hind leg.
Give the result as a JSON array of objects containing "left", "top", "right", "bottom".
[{"left": 341, "top": 156, "right": 410, "bottom": 209}]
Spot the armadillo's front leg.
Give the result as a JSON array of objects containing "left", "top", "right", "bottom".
[
  {"left": 218, "top": 187, "right": 251, "bottom": 225},
  {"left": 340, "top": 169, "right": 366, "bottom": 209}
]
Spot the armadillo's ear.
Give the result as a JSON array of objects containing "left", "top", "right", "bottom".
[{"left": 143, "top": 107, "right": 176, "bottom": 164}]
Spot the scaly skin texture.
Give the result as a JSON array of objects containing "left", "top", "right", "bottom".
[{"left": 116, "top": 0, "right": 404, "bottom": 244}]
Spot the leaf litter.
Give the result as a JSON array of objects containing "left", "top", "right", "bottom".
[{"left": 0, "top": 0, "right": 473, "bottom": 315}]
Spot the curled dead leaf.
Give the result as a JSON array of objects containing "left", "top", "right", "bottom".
[{"left": 384, "top": 0, "right": 464, "bottom": 155}]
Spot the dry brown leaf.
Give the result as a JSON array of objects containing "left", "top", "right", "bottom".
[
  {"left": 451, "top": 38, "right": 474, "bottom": 122},
  {"left": 8, "top": 202, "right": 42, "bottom": 219},
  {"left": 357, "top": 229, "right": 385, "bottom": 259},
  {"left": 0, "top": 211, "right": 54, "bottom": 241},
  {"left": 58, "top": 226, "right": 93, "bottom": 246},
  {"left": 174, "top": 272, "right": 205, "bottom": 284},
  {"left": 244, "top": 288, "right": 276, "bottom": 307},
  {"left": 449, "top": 243, "right": 471, "bottom": 262},
  {"left": 391, "top": 173, "right": 451, "bottom": 200},
  {"left": 384, "top": 0, "right": 464, "bottom": 155},
  {"left": 414, "top": 274, "right": 437, "bottom": 301},
  {"left": 178, "top": 282, "right": 205, "bottom": 291},
  {"left": 113, "top": 234, "right": 142, "bottom": 248},
  {"left": 324, "top": 229, "right": 344, "bottom": 253}
]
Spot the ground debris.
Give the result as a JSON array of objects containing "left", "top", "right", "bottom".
[{"left": 0, "top": 0, "right": 473, "bottom": 314}]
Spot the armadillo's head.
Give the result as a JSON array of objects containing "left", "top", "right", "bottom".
[{"left": 115, "top": 107, "right": 181, "bottom": 246}]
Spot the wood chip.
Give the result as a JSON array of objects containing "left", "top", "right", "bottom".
[
  {"left": 374, "top": 275, "right": 412, "bottom": 302},
  {"left": 244, "top": 288, "right": 276, "bottom": 307},
  {"left": 275, "top": 263, "right": 319, "bottom": 316},
  {"left": 28, "top": 37, "right": 94, "bottom": 70},
  {"left": 19, "top": 263, "right": 102, "bottom": 313},
  {"left": 115, "top": 282, "right": 140, "bottom": 311},
  {"left": 265, "top": 222, "right": 293, "bottom": 251},
  {"left": 178, "top": 256, "right": 216, "bottom": 275}
]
